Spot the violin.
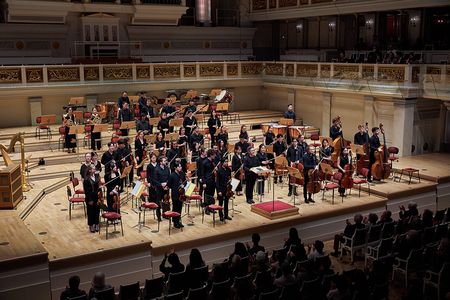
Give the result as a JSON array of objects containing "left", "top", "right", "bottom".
[
  {"left": 371, "top": 123, "right": 391, "bottom": 180},
  {"left": 97, "top": 189, "right": 104, "bottom": 206},
  {"left": 340, "top": 150, "right": 354, "bottom": 189}
]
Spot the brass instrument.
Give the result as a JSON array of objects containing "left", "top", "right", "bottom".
[
  {"left": 63, "top": 114, "right": 75, "bottom": 126},
  {"left": 91, "top": 114, "right": 102, "bottom": 124}
]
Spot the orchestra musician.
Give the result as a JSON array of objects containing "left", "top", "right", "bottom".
[
  {"left": 235, "top": 135, "right": 250, "bottom": 156},
  {"left": 64, "top": 106, "right": 77, "bottom": 153},
  {"left": 134, "top": 130, "right": 147, "bottom": 175},
  {"left": 114, "top": 139, "right": 131, "bottom": 190},
  {"left": 154, "top": 132, "right": 166, "bottom": 154},
  {"left": 264, "top": 126, "right": 276, "bottom": 146},
  {"left": 367, "top": 127, "right": 381, "bottom": 182},
  {"left": 184, "top": 99, "right": 197, "bottom": 117},
  {"left": 91, "top": 152, "right": 102, "bottom": 174},
  {"left": 256, "top": 144, "right": 271, "bottom": 195},
  {"left": 168, "top": 163, "right": 186, "bottom": 228},
  {"left": 217, "top": 126, "right": 229, "bottom": 147},
  {"left": 273, "top": 134, "right": 287, "bottom": 184},
  {"left": 155, "top": 156, "right": 171, "bottom": 215},
  {"left": 207, "top": 110, "right": 221, "bottom": 145},
  {"left": 319, "top": 139, "right": 333, "bottom": 163},
  {"left": 83, "top": 165, "right": 101, "bottom": 233},
  {"left": 89, "top": 107, "right": 102, "bottom": 151},
  {"left": 330, "top": 117, "right": 342, "bottom": 140},
  {"left": 212, "top": 144, "right": 221, "bottom": 165},
  {"left": 239, "top": 125, "right": 249, "bottom": 142},
  {"left": 217, "top": 139, "right": 227, "bottom": 158},
  {"left": 354, "top": 124, "right": 369, "bottom": 160},
  {"left": 202, "top": 149, "right": 217, "bottom": 214},
  {"left": 118, "top": 91, "right": 130, "bottom": 110},
  {"left": 178, "top": 127, "right": 189, "bottom": 156},
  {"left": 161, "top": 100, "right": 176, "bottom": 119},
  {"left": 80, "top": 152, "right": 92, "bottom": 178},
  {"left": 118, "top": 102, "right": 133, "bottom": 136},
  {"left": 138, "top": 91, "right": 148, "bottom": 113},
  {"left": 167, "top": 141, "right": 180, "bottom": 171},
  {"left": 284, "top": 104, "right": 296, "bottom": 144},
  {"left": 157, "top": 112, "right": 170, "bottom": 137},
  {"left": 183, "top": 110, "right": 197, "bottom": 137},
  {"left": 101, "top": 142, "right": 116, "bottom": 169},
  {"left": 216, "top": 157, "right": 232, "bottom": 221},
  {"left": 189, "top": 126, "right": 204, "bottom": 150},
  {"left": 137, "top": 114, "right": 151, "bottom": 134},
  {"left": 243, "top": 147, "right": 259, "bottom": 204},
  {"left": 146, "top": 153, "right": 162, "bottom": 221},
  {"left": 302, "top": 145, "right": 317, "bottom": 204},
  {"left": 231, "top": 146, "right": 244, "bottom": 196},
  {"left": 104, "top": 162, "right": 121, "bottom": 212},
  {"left": 195, "top": 148, "right": 207, "bottom": 196},
  {"left": 298, "top": 135, "right": 308, "bottom": 153},
  {"left": 287, "top": 139, "right": 303, "bottom": 197},
  {"left": 336, "top": 148, "right": 351, "bottom": 197}
]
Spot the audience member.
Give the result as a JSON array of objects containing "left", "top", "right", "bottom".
[
  {"left": 273, "top": 262, "right": 296, "bottom": 288},
  {"left": 246, "top": 233, "right": 265, "bottom": 256},
  {"left": 307, "top": 240, "right": 325, "bottom": 261},
  {"left": 88, "top": 272, "right": 112, "bottom": 299},
  {"left": 332, "top": 214, "right": 365, "bottom": 257},
  {"left": 159, "top": 251, "right": 185, "bottom": 279},
  {"left": 60, "top": 275, "right": 86, "bottom": 300}
]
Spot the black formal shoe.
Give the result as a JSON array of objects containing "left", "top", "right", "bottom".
[
  {"left": 204, "top": 210, "right": 210, "bottom": 215},
  {"left": 280, "top": 179, "right": 283, "bottom": 183},
  {"left": 179, "top": 223, "right": 184, "bottom": 228},
  {"left": 294, "top": 192, "right": 299, "bottom": 196},
  {"left": 304, "top": 199, "right": 309, "bottom": 204},
  {"left": 157, "top": 218, "right": 162, "bottom": 222},
  {"left": 173, "top": 223, "right": 181, "bottom": 229},
  {"left": 225, "top": 216, "right": 232, "bottom": 220},
  {"left": 367, "top": 178, "right": 372, "bottom": 183},
  {"left": 288, "top": 192, "right": 292, "bottom": 197},
  {"left": 308, "top": 198, "right": 315, "bottom": 203},
  {"left": 274, "top": 179, "right": 278, "bottom": 184},
  {"left": 220, "top": 217, "right": 224, "bottom": 222}
]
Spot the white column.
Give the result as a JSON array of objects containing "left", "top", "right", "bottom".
[
  {"left": 321, "top": 92, "right": 332, "bottom": 136},
  {"left": 392, "top": 98, "right": 416, "bottom": 156},
  {"left": 195, "top": 0, "right": 211, "bottom": 26}
]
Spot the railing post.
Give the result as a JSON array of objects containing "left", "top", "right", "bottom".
[
  {"left": 224, "top": 62, "right": 228, "bottom": 79},
  {"left": 99, "top": 65, "right": 104, "bottom": 82},
  {"left": 79, "top": 65, "right": 85, "bottom": 83},
  {"left": 180, "top": 62, "right": 184, "bottom": 80},
  {"left": 196, "top": 62, "right": 200, "bottom": 79},
  {"left": 330, "top": 63, "right": 334, "bottom": 78},
  {"left": 282, "top": 62, "right": 286, "bottom": 77},
  {"left": 43, "top": 66, "right": 48, "bottom": 85},
  {"left": 238, "top": 61, "right": 242, "bottom": 77},
  {"left": 294, "top": 63, "right": 297, "bottom": 78},
  {"left": 150, "top": 63, "right": 154, "bottom": 81},
  {"left": 374, "top": 64, "right": 378, "bottom": 80},
  {"left": 358, "top": 64, "right": 363, "bottom": 79},
  {"left": 21, "top": 66, "right": 26, "bottom": 85},
  {"left": 132, "top": 64, "right": 137, "bottom": 81},
  {"left": 405, "top": 64, "right": 412, "bottom": 85}
]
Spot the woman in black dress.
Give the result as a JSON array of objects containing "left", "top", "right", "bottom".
[
  {"left": 64, "top": 107, "right": 77, "bottom": 153},
  {"left": 83, "top": 166, "right": 101, "bottom": 232},
  {"left": 134, "top": 130, "right": 147, "bottom": 175},
  {"left": 208, "top": 110, "right": 221, "bottom": 145}
]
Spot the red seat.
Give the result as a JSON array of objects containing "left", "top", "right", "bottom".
[
  {"left": 100, "top": 212, "right": 123, "bottom": 239},
  {"left": 203, "top": 204, "right": 224, "bottom": 227},
  {"left": 322, "top": 173, "right": 342, "bottom": 204},
  {"left": 142, "top": 202, "right": 158, "bottom": 209},
  {"left": 325, "top": 182, "right": 339, "bottom": 189},
  {"left": 398, "top": 168, "right": 420, "bottom": 184},
  {"left": 310, "top": 134, "right": 321, "bottom": 147},
  {"left": 35, "top": 116, "right": 52, "bottom": 139},
  {"left": 188, "top": 194, "right": 202, "bottom": 201},
  {"left": 162, "top": 211, "right": 182, "bottom": 235},
  {"left": 352, "top": 178, "right": 370, "bottom": 197},
  {"left": 208, "top": 205, "right": 223, "bottom": 211},
  {"left": 138, "top": 202, "right": 160, "bottom": 232},
  {"left": 66, "top": 186, "right": 86, "bottom": 220}
]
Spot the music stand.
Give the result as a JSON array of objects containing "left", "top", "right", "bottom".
[
  {"left": 266, "top": 144, "right": 274, "bottom": 154},
  {"left": 287, "top": 166, "right": 303, "bottom": 206},
  {"left": 73, "top": 110, "right": 83, "bottom": 122},
  {"left": 169, "top": 118, "right": 183, "bottom": 128},
  {"left": 149, "top": 117, "right": 160, "bottom": 127},
  {"left": 351, "top": 144, "right": 365, "bottom": 156},
  {"left": 93, "top": 123, "right": 108, "bottom": 147},
  {"left": 40, "top": 115, "right": 56, "bottom": 139},
  {"left": 185, "top": 90, "right": 198, "bottom": 99},
  {"left": 69, "top": 125, "right": 84, "bottom": 153},
  {"left": 209, "top": 89, "right": 221, "bottom": 97},
  {"left": 121, "top": 165, "right": 133, "bottom": 204},
  {"left": 279, "top": 118, "right": 294, "bottom": 126},
  {"left": 251, "top": 166, "right": 271, "bottom": 203},
  {"left": 69, "top": 97, "right": 85, "bottom": 105},
  {"left": 145, "top": 134, "right": 156, "bottom": 144},
  {"left": 227, "top": 143, "right": 235, "bottom": 154},
  {"left": 164, "top": 132, "right": 179, "bottom": 142}
]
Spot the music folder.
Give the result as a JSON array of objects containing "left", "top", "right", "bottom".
[
  {"left": 68, "top": 125, "right": 84, "bottom": 135},
  {"left": 120, "top": 121, "right": 136, "bottom": 130}
]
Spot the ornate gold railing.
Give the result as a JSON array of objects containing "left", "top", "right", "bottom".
[{"left": 0, "top": 61, "right": 449, "bottom": 98}]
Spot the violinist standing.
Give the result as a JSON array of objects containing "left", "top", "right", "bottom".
[
  {"left": 118, "top": 102, "right": 133, "bottom": 136},
  {"left": 273, "top": 134, "right": 287, "bottom": 184},
  {"left": 354, "top": 124, "right": 369, "bottom": 160},
  {"left": 101, "top": 142, "right": 116, "bottom": 170},
  {"left": 207, "top": 110, "right": 221, "bottom": 145},
  {"left": 146, "top": 153, "right": 162, "bottom": 221},
  {"left": 231, "top": 146, "right": 244, "bottom": 196},
  {"left": 216, "top": 158, "right": 232, "bottom": 222},
  {"left": 243, "top": 148, "right": 260, "bottom": 204},
  {"left": 83, "top": 166, "right": 101, "bottom": 233},
  {"left": 104, "top": 162, "right": 121, "bottom": 212},
  {"left": 155, "top": 157, "right": 171, "bottom": 215},
  {"left": 330, "top": 117, "right": 342, "bottom": 140},
  {"left": 195, "top": 148, "right": 207, "bottom": 197},
  {"left": 337, "top": 148, "right": 350, "bottom": 197},
  {"left": 284, "top": 104, "right": 296, "bottom": 144},
  {"left": 168, "top": 163, "right": 185, "bottom": 228},
  {"left": 367, "top": 127, "right": 381, "bottom": 182},
  {"left": 202, "top": 149, "right": 217, "bottom": 214},
  {"left": 135, "top": 130, "right": 147, "bottom": 175},
  {"left": 303, "top": 146, "right": 317, "bottom": 204},
  {"left": 183, "top": 110, "right": 197, "bottom": 137},
  {"left": 256, "top": 144, "right": 270, "bottom": 195}
]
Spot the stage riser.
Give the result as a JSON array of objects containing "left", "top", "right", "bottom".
[
  {"left": 49, "top": 250, "right": 152, "bottom": 300},
  {"left": 437, "top": 182, "right": 450, "bottom": 210},
  {"left": 386, "top": 191, "right": 437, "bottom": 220},
  {"left": 0, "top": 262, "right": 51, "bottom": 300},
  {"left": 150, "top": 203, "right": 386, "bottom": 278}
]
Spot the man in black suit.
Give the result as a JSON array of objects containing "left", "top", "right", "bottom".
[{"left": 332, "top": 214, "right": 366, "bottom": 256}]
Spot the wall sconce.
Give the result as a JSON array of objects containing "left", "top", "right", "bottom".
[
  {"left": 410, "top": 16, "right": 419, "bottom": 27},
  {"left": 296, "top": 23, "right": 303, "bottom": 32},
  {"left": 328, "top": 22, "right": 336, "bottom": 32},
  {"left": 365, "top": 19, "right": 374, "bottom": 30}
]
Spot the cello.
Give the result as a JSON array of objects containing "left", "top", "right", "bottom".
[
  {"left": 340, "top": 149, "right": 354, "bottom": 189},
  {"left": 331, "top": 116, "right": 351, "bottom": 165},
  {"left": 371, "top": 123, "right": 391, "bottom": 180},
  {"left": 307, "top": 168, "right": 321, "bottom": 194},
  {"left": 356, "top": 121, "right": 370, "bottom": 174}
]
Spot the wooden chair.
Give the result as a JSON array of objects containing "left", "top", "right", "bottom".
[
  {"left": 35, "top": 116, "right": 52, "bottom": 139},
  {"left": 340, "top": 227, "right": 368, "bottom": 262},
  {"left": 100, "top": 211, "right": 123, "bottom": 239},
  {"left": 392, "top": 248, "right": 424, "bottom": 288},
  {"left": 66, "top": 186, "right": 86, "bottom": 220},
  {"left": 423, "top": 262, "right": 450, "bottom": 300},
  {"left": 365, "top": 237, "right": 393, "bottom": 267}
]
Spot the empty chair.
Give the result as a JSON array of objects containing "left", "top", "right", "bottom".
[
  {"left": 366, "top": 223, "right": 383, "bottom": 247},
  {"left": 118, "top": 281, "right": 140, "bottom": 300},
  {"left": 233, "top": 273, "right": 254, "bottom": 300},
  {"left": 143, "top": 276, "right": 164, "bottom": 300},
  {"left": 392, "top": 248, "right": 424, "bottom": 288},
  {"left": 167, "top": 271, "right": 186, "bottom": 294},
  {"left": 165, "top": 291, "right": 183, "bottom": 300},
  {"left": 293, "top": 259, "right": 313, "bottom": 276},
  {"left": 92, "top": 287, "right": 115, "bottom": 300},
  {"left": 423, "top": 262, "right": 450, "bottom": 300},
  {"left": 365, "top": 237, "right": 393, "bottom": 267},
  {"left": 209, "top": 279, "right": 231, "bottom": 300},
  {"left": 300, "top": 277, "right": 320, "bottom": 300},
  {"left": 381, "top": 221, "right": 396, "bottom": 238},
  {"left": 189, "top": 265, "right": 209, "bottom": 288},
  {"left": 258, "top": 289, "right": 279, "bottom": 300},
  {"left": 254, "top": 269, "right": 274, "bottom": 294},
  {"left": 321, "top": 272, "right": 336, "bottom": 295},
  {"left": 185, "top": 285, "right": 208, "bottom": 300}
]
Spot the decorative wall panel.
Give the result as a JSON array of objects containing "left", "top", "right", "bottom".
[
  {"left": 227, "top": 64, "right": 238, "bottom": 76},
  {"left": 252, "top": 0, "right": 267, "bottom": 10},
  {"left": 279, "top": 0, "right": 297, "bottom": 7},
  {"left": 200, "top": 64, "right": 224, "bottom": 77},
  {"left": 26, "top": 68, "right": 43, "bottom": 83},
  {"left": 378, "top": 66, "right": 405, "bottom": 81},
  {"left": 265, "top": 63, "right": 283, "bottom": 76},
  {"left": 84, "top": 67, "right": 99, "bottom": 81},
  {"left": 320, "top": 64, "right": 330, "bottom": 78},
  {"left": 47, "top": 67, "right": 80, "bottom": 82},
  {"left": 183, "top": 65, "right": 196, "bottom": 78},
  {"left": 362, "top": 66, "right": 374, "bottom": 80},
  {"left": 241, "top": 63, "right": 263, "bottom": 75},
  {"left": 154, "top": 65, "right": 180, "bottom": 79},
  {"left": 296, "top": 64, "right": 318, "bottom": 77},
  {"left": 0, "top": 68, "right": 21, "bottom": 84},
  {"left": 285, "top": 64, "right": 294, "bottom": 76},
  {"left": 136, "top": 66, "right": 150, "bottom": 79},
  {"left": 333, "top": 65, "right": 359, "bottom": 80},
  {"left": 103, "top": 66, "right": 133, "bottom": 81}
]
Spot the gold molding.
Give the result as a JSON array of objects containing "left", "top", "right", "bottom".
[
  {"left": 265, "top": 63, "right": 283, "bottom": 76},
  {"left": 227, "top": 64, "right": 238, "bottom": 76},
  {"left": 200, "top": 64, "right": 224, "bottom": 77},
  {"left": 296, "top": 64, "right": 318, "bottom": 77},
  {"left": 26, "top": 68, "right": 43, "bottom": 83},
  {"left": 320, "top": 64, "right": 331, "bottom": 78},
  {"left": 136, "top": 66, "right": 150, "bottom": 79},
  {"left": 0, "top": 68, "right": 21, "bottom": 84},
  {"left": 47, "top": 67, "right": 80, "bottom": 82},
  {"left": 362, "top": 66, "right": 374, "bottom": 80},
  {"left": 241, "top": 63, "right": 263, "bottom": 76},
  {"left": 378, "top": 66, "right": 405, "bottom": 81},
  {"left": 285, "top": 64, "right": 294, "bottom": 76},
  {"left": 333, "top": 65, "right": 359, "bottom": 80},
  {"left": 279, "top": 0, "right": 297, "bottom": 7},
  {"left": 103, "top": 66, "right": 133, "bottom": 81},
  {"left": 84, "top": 67, "right": 99, "bottom": 81},
  {"left": 154, "top": 65, "right": 180, "bottom": 79},
  {"left": 184, "top": 65, "right": 197, "bottom": 78},
  {"left": 252, "top": 0, "right": 266, "bottom": 10}
]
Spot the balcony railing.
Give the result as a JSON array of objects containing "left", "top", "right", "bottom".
[{"left": 0, "top": 62, "right": 448, "bottom": 100}]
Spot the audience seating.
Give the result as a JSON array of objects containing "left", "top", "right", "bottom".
[
  {"left": 340, "top": 227, "right": 368, "bottom": 262},
  {"left": 167, "top": 271, "right": 186, "bottom": 294},
  {"left": 93, "top": 287, "right": 115, "bottom": 300},
  {"left": 392, "top": 247, "right": 424, "bottom": 288},
  {"left": 209, "top": 279, "right": 231, "bottom": 300},
  {"left": 118, "top": 281, "right": 140, "bottom": 300},
  {"left": 67, "top": 295, "right": 87, "bottom": 300},
  {"left": 423, "top": 262, "right": 450, "bottom": 300},
  {"left": 185, "top": 285, "right": 208, "bottom": 300},
  {"left": 143, "top": 277, "right": 164, "bottom": 300},
  {"left": 365, "top": 237, "right": 393, "bottom": 267}
]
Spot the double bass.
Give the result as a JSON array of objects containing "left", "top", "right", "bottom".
[
  {"left": 371, "top": 123, "right": 391, "bottom": 180},
  {"left": 331, "top": 116, "right": 351, "bottom": 165},
  {"left": 307, "top": 167, "right": 321, "bottom": 194},
  {"left": 289, "top": 162, "right": 304, "bottom": 186},
  {"left": 356, "top": 122, "right": 370, "bottom": 174}
]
